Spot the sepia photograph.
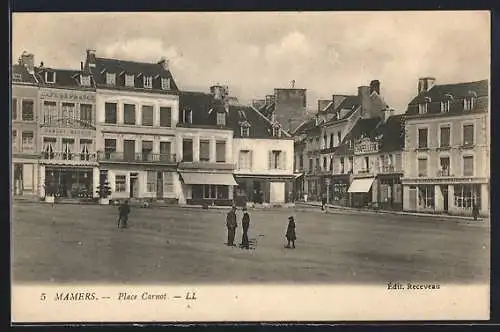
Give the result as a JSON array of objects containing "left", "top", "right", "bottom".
[{"left": 11, "top": 11, "right": 490, "bottom": 322}]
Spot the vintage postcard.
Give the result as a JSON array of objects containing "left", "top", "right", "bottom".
[{"left": 11, "top": 11, "right": 490, "bottom": 323}]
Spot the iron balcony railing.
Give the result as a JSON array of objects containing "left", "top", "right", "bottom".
[
  {"left": 97, "top": 151, "right": 177, "bottom": 163},
  {"left": 41, "top": 151, "right": 98, "bottom": 161},
  {"left": 437, "top": 169, "right": 451, "bottom": 177}
]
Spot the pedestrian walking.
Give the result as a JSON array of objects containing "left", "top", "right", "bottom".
[
  {"left": 240, "top": 207, "right": 250, "bottom": 249},
  {"left": 226, "top": 205, "right": 237, "bottom": 246},
  {"left": 321, "top": 194, "right": 327, "bottom": 211},
  {"left": 285, "top": 216, "right": 296, "bottom": 249},
  {"left": 118, "top": 200, "right": 131, "bottom": 229},
  {"left": 472, "top": 202, "right": 480, "bottom": 221}
]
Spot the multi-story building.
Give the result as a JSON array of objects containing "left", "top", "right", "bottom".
[
  {"left": 176, "top": 87, "right": 236, "bottom": 206},
  {"left": 12, "top": 52, "right": 40, "bottom": 198},
  {"left": 35, "top": 64, "right": 98, "bottom": 199},
  {"left": 85, "top": 50, "right": 181, "bottom": 202},
  {"left": 230, "top": 103, "right": 294, "bottom": 206},
  {"left": 401, "top": 78, "right": 489, "bottom": 216}
]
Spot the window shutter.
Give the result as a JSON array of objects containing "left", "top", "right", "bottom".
[{"left": 268, "top": 151, "right": 272, "bottom": 169}]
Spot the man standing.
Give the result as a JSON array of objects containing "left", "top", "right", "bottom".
[
  {"left": 118, "top": 200, "right": 131, "bottom": 229},
  {"left": 226, "top": 206, "right": 237, "bottom": 246},
  {"left": 240, "top": 207, "right": 250, "bottom": 249}
]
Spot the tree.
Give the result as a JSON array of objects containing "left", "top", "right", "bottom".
[{"left": 96, "top": 181, "right": 112, "bottom": 199}]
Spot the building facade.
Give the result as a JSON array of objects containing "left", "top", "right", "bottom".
[
  {"left": 401, "top": 78, "right": 489, "bottom": 216},
  {"left": 12, "top": 53, "right": 40, "bottom": 198}
]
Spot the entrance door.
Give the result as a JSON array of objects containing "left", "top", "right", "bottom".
[
  {"left": 442, "top": 186, "right": 449, "bottom": 212},
  {"left": 156, "top": 172, "right": 163, "bottom": 199},
  {"left": 409, "top": 188, "right": 417, "bottom": 211},
  {"left": 130, "top": 173, "right": 139, "bottom": 198},
  {"left": 253, "top": 181, "right": 262, "bottom": 203}
]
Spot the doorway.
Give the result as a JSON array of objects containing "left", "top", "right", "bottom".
[
  {"left": 130, "top": 173, "right": 139, "bottom": 198},
  {"left": 442, "top": 185, "right": 449, "bottom": 212},
  {"left": 156, "top": 172, "right": 163, "bottom": 199},
  {"left": 409, "top": 187, "right": 417, "bottom": 211}
]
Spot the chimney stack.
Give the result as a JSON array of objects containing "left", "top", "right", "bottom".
[
  {"left": 20, "top": 52, "right": 35, "bottom": 74},
  {"left": 86, "top": 49, "right": 96, "bottom": 68},
  {"left": 265, "top": 94, "right": 275, "bottom": 106},
  {"left": 369, "top": 80, "right": 380, "bottom": 95},
  {"left": 81, "top": 62, "right": 84, "bottom": 71},
  {"left": 210, "top": 85, "right": 228, "bottom": 100},
  {"left": 158, "top": 57, "right": 169, "bottom": 71},
  {"left": 418, "top": 77, "right": 436, "bottom": 94},
  {"left": 358, "top": 86, "right": 370, "bottom": 118}
]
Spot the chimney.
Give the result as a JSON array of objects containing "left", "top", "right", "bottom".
[
  {"left": 418, "top": 77, "right": 436, "bottom": 94},
  {"left": 86, "top": 49, "right": 96, "bottom": 68},
  {"left": 332, "top": 95, "right": 347, "bottom": 110},
  {"left": 210, "top": 85, "right": 227, "bottom": 100},
  {"left": 358, "top": 86, "right": 371, "bottom": 118},
  {"left": 80, "top": 62, "right": 84, "bottom": 71},
  {"left": 20, "top": 52, "right": 35, "bottom": 74},
  {"left": 158, "top": 57, "right": 169, "bottom": 71},
  {"left": 265, "top": 94, "right": 275, "bottom": 106},
  {"left": 317, "top": 99, "right": 330, "bottom": 113},
  {"left": 369, "top": 80, "right": 380, "bottom": 95}
]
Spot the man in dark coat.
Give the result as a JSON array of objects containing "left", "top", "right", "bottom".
[
  {"left": 240, "top": 207, "right": 250, "bottom": 249},
  {"left": 118, "top": 200, "right": 131, "bottom": 229},
  {"left": 472, "top": 202, "right": 480, "bottom": 221},
  {"left": 285, "top": 216, "right": 296, "bottom": 249},
  {"left": 321, "top": 194, "right": 327, "bottom": 211},
  {"left": 226, "top": 206, "right": 237, "bottom": 246}
]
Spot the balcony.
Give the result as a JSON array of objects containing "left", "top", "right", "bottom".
[
  {"left": 437, "top": 169, "right": 451, "bottom": 177},
  {"left": 97, "top": 151, "right": 177, "bottom": 165},
  {"left": 12, "top": 144, "right": 35, "bottom": 154},
  {"left": 40, "top": 151, "right": 98, "bottom": 165},
  {"left": 379, "top": 165, "right": 401, "bottom": 174}
]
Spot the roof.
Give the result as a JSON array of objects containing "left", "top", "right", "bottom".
[
  {"left": 90, "top": 57, "right": 179, "bottom": 92},
  {"left": 406, "top": 79, "right": 488, "bottom": 116},
  {"left": 324, "top": 96, "right": 361, "bottom": 125},
  {"left": 373, "top": 114, "right": 405, "bottom": 152},
  {"left": 178, "top": 91, "right": 216, "bottom": 127},
  {"left": 12, "top": 64, "right": 38, "bottom": 85},
  {"left": 35, "top": 67, "right": 92, "bottom": 89},
  {"left": 228, "top": 105, "right": 288, "bottom": 139},
  {"left": 335, "top": 117, "right": 382, "bottom": 155}
]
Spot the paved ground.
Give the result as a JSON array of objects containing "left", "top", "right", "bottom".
[{"left": 11, "top": 203, "right": 489, "bottom": 285}]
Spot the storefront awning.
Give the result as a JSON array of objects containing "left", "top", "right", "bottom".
[
  {"left": 347, "top": 178, "right": 375, "bottom": 193},
  {"left": 180, "top": 172, "right": 238, "bottom": 186}
]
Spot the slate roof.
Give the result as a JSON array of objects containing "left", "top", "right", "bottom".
[
  {"left": 178, "top": 91, "right": 216, "bottom": 127},
  {"left": 89, "top": 57, "right": 179, "bottom": 92},
  {"left": 335, "top": 117, "right": 382, "bottom": 155},
  {"left": 12, "top": 64, "right": 38, "bottom": 85},
  {"left": 373, "top": 114, "right": 405, "bottom": 152},
  {"left": 406, "top": 79, "right": 488, "bottom": 116},
  {"left": 35, "top": 67, "right": 93, "bottom": 89},
  {"left": 324, "top": 96, "right": 361, "bottom": 125},
  {"left": 228, "top": 105, "right": 289, "bottom": 139}
]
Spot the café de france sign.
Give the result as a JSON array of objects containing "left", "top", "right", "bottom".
[{"left": 354, "top": 137, "right": 379, "bottom": 154}]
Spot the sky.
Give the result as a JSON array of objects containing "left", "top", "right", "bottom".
[{"left": 12, "top": 11, "right": 490, "bottom": 113}]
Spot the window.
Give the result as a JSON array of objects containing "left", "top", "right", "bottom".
[
  {"left": 323, "top": 135, "right": 327, "bottom": 149},
  {"left": 42, "top": 137, "right": 56, "bottom": 159},
  {"left": 203, "top": 185, "right": 228, "bottom": 199},
  {"left": 62, "top": 138, "right": 75, "bottom": 160},
  {"left": 106, "top": 73, "right": 116, "bottom": 85},
  {"left": 104, "top": 103, "right": 117, "bottom": 124},
  {"left": 349, "top": 156, "right": 354, "bottom": 172},
  {"left": 181, "top": 109, "right": 192, "bottom": 124},
  {"left": 309, "top": 159, "right": 313, "bottom": 171},
  {"left": 199, "top": 140, "right": 210, "bottom": 162},
  {"left": 454, "top": 184, "right": 480, "bottom": 209},
  {"left": 239, "top": 150, "right": 252, "bottom": 169},
  {"left": 216, "top": 141, "right": 226, "bottom": 163},
  {"left": 80, "top": 75, "right": 91, "bottom": 86},
  {"left": 142, "top": 105, "right": 154, "bottom": 126},
  {"left": 272, "top": 126, "right": 281, "bottom": 137},
  {"left": 364, "top": 156, "right": 370, "bottom": 172},
  {"left": 337, "top": 132, "right": 342, "bottom": 146},
  {"left": 270, "top": 150, "right": 282, "bottom": 169},
  {"left": 418, "top": 103, "right": 428, "bottom": 114},
  {"left": 146, "top": 171, "right": 156, "bottom": 192},
  {"left": 241, "top": 126, "right": 250, "bottom": 137},
  {"left": 45, "top": 71, "right": 55, "bottom": 83},
  {"left": 61, "top": 102, "right": 76, "bottom": 126},
  {"left": 12, "top": 98, "right": 17, "bottom": 120},
  {"left": 12, "top": 129, "right": 17, "bottom": 145},
  {"left": 323, "top": 157, "right": 327, "bottom": 170},
  {"left": 463, "top": 124, "right": 474, "bottom": 146},
  {"left": 329, "top": 158, "right": 333, "bottom": 171},
  {"left": 316, "top": 158, "right": 320, "bottom": 170},
  {"left": 418, "top": 157, "right": 427, "bottom": 177},
  {"left": 463, "top": 155, "right": 474, "bottom": 176},
  {"left": 161, "top": 77, "right": 170, "bottom": 90},
  {"left": 125, "top": 74, "right": 135, "bottom": 87},
  {"left": 22, "top": 100, "right": 34, "bottom": 121},
  {"left": 418, "top": 128, "right": 428, "bottom": 148},
  {"left": 104, "top": 139, "right": 117, "bottom": 159},
  {"left": 329, "top": 134, "right": 334, "bottom": 148},
  {"left": 123, "top": 140, "right": 136, "bottom": 161},
  {"left": 299, "top": 155, "right": 303, "bottom": 169},
  {"left": 115, "top": 175, "right": 126, "bottom": 192},
  {"left": 123, "top": 104, "right": 136, "bottom": 125},
  {"left": 42, "top": 101, "right": 57, "bottom": 125},
  {"left": 440, "top": 127, "right": 450, "bottom": 147},
  {"left": 440, "top": 100, "right": 450, "bottom": 112},
  {"left": 440, "top": 156, "right": 450, "bottom": 176},
  {"left": 22, "top": 131, "right": 34, "bottom": 150},
  {"left": 142, "top": 141, "right": 153, "bottom": 161},
  {"left": 159, "top": 142, "right": 171, "bottom": 161},
  {"left": 80, "top": 104, "right": 93, "bottom": 126},
  {"left": 464, "top": 97, "right": 475, "bottom": 111},
  {"left": 340, "top": 157, "right": 345, "bottom": 173},
  {"left": 144, "top": 76, "right": 153, "bottom": 89},
  {"left": 80, "top": 139, "right": 92, "bottom": 161},
  {"left": 159, "top": 107, "right": 172, "bottom": 127},
  {"left": 182, "top": 139, "right": 193, "bottom": 162},
  {"left": 217, "top": 112, "right": 226, "bottom": 126},
  {"left": 418, "top": 185, "right": 435, "bottom": 209},
  {"left": 163, "top": 172, "right": 174, "bottom": 194}
]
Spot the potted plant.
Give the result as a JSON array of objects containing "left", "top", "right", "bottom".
[{"left": 96, "top": 181, "right": 112, "bottom": 205}]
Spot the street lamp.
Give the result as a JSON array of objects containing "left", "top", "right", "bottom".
[{"left": 325, "top": 178, "right": 331, "bottom": 212}]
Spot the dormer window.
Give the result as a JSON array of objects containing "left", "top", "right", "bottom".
[
  {"left": 125, "top": 74, "right": 134, "bottom": 87},
  {"left": 144, "top": 76, "right": 153, "bottom": 89},
  {"left": 464, "top": 97, "right": 475, "bottom": 111},
  {"left": 216, "top": 112, "right": 226, "bottom": 126},
  {"left": 80, "top": 75, "right": 91, "bottom": 87},
  {"left": 161, "top": 77, "right": 170, "bottom": 90},
  {"left": 241, "top": 126, "right": 250, "bottom": 137},
  {"left": 106, "top": 73, "right": 116, "bottom": 85},
  {"left": 181, "top": 108, "right": 193, "bottom": 124},
  {"left": 418, "top": 103, "right": 428, "bottom": 114},
  {"left": 272, "top": 125, "right": 281, "bottom": 138},
  {"left": 440, "top": 100, "right": 450, "bottom": 113},
  {"left": 45, "top": 71, "right": 55, "bottom": 84}
]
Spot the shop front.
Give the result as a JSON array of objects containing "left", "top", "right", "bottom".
[
  {"left": 377, "top": 174, "right": 403, "bottom": 210},
  {"left": 234, "top": 175, "right": 295, "bottom": 206},
  {"left": 44, "top": 166, "right": 94, "bottom": 198},
  {"left": 328, "top": 174, "right": 351, "bottom": 206},
  {"left": 180, "top": 171, "right": 237, "bottom": 206},
  {"left": 347, "top": 177, "right": 375, "bottom": 208}
]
